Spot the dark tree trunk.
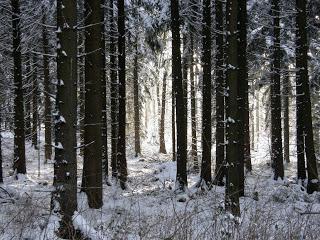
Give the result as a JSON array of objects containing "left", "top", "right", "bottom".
[
  {"left": 109, "top": 0, "right": 118, "bottom": 178},
  {"left": 24, "top": 55, "right": 32, "bottom": 140},
  {"left": 283, "top": 73, "right": 290, "bottom": 164},
  {"left": 52, "top": 0, "right": 78, "bottom": 237},
  {"left": 200, "top": 0, "right": 212, "bottom": 187},
  {"left": 12, "top": 0, "right": 26, "bottom": 175},
  {"left": 159, "top": 71, "right": 167, "bottom": 154},
  {"left": 214, "top": 0, "right": 225, "bottom": 186},
  {"left": 171, "top": 0, "right": 187, "bottom": 191},
  {"left": 32, "top": 54, "right": 38, "bottom": 149},
  {"left": 296, "top": 0, "right": 319, "bottom": 193},
  {"left": 134, "top": 37, "right": 141, "bottom": 157},
  {"left": 172, "top": 77, "right": 176, "bottom": 162},
  {"left": 82, "top": 0, "right": 103, "bottom": 208},
  {"left": 271, "top": 0, "right": 284, "bottom": 180},
  {"left": 42, "top": 11, "right": 52, "bottom": 163},
  {"left": 101, "top": 0, "right": 108, "bottom": 180},
  {"left": 225, "top": 0, "right": 240, "bottom": 216},
  {"left": 239, "top": 0, "right": 251, "bottom": 173},
  {"left": 117, "top": 0, "right": 128, "bottom": 190},
  {"left": 190, "top": 35, "right": 198, "bottom": 171}
]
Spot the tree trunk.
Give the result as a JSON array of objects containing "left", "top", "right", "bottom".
[
  {"left": 189, "top": 35, "right": 198, "bottom": 171},
  {"left": 24, "top": 55, "right": 32, "bottom": 140},
  {"left": 134, "top": 37, "right": 141, "bottom": 157},
  {"left": 101, "top": 0, "right": 108, "bottom": 180},
  {"left": 32, "top": 54, "right": 38, "bottom": 149},
  {"left": 214, "top": 0, "right": 225, "bottom": 186},
  {"left": 271, "top": 0, "right": 284, "bottom": 180},
  {"left": 42, "top": 11, "right": 52, "bottom": 163},
  {"left": 12, "top": 0, "right": 26, "bottom": 175},
  {"left": 117, "top": 0, "right": 128, "bottom": 190},
  {"left": 172, "top": 77, "right": 176, "bottom": 162},
  {"left": 82, "top": 0, "right": 103, "bottom": 208},
  {"left": 200, "top": 0, "right": 212, "bottom": 187},
  {"left": 225, "top": 0, "right": 240, "bottom": 216},
  {"left": 296, "top": 0, "right": 319, "bottom": 193},
  {"left": 109, "top": 0, "right": 118, "bottom": 178},
  {"left": 239, "top": 0, "right": 251, "bottom": 173},
  {"left": 52, "top": 0, "right": 78, "bottom": 237},
  {"left": 159, "top": 71, "right": 167, "bottom": 154},
  {"left": 283, "top": 73, "right": 290, "bottom": 164},
  {"left": 171, "top": 0, "right": 187, "bottom": 191}
]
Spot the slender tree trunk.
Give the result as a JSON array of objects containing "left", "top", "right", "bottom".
[
  {"left": 82, "top": 0, "right": 103, "bottom": 208},
  {"left": 283, "top": 73, "right": 290, "bottom": 164},
  {"left": 171, "top": 0, "right": 187, "bottom": 191},
  {"left": 239, "top": 0, "right": 251, "bottom": 173},
  {"left": 214, "top": 0, "right": 225, "bottom": 186},
  {"left": 32, "top": 54, "right": 38, "bottom": 149},
  {"left": 117, "top": 0, "right": 128, "bottom": 189},
  {"left": 271, "top": 0, "right": 284, "bottom": 180},
  {"left": 42, "top": 11, "right": 52, "bottom": 163},
  {"left": 200, "top": 0, "right": 212, "bottom": 187},
  {"left": 24, "top": 55, "right": 32, "bottom": 140},
  {"left": 159, "top": 71, "right": 167, "bottom": 154},
  {"left": 296, "top": 0, "right": 319, "bottom": 193},
  {"left": 134, "top": 37, "right": 141, "bottom": 157},
  {"left": 101, "top": 0, "right": 108, "bottom": 180},
  {"left": 190, "top": 35, "right": 198, "bottom": 171},
  {"left": 12, "top": 0, "right": 26, "bottom": 175},
  {"left": 225, "top": 0, "right": 240, "bottom": 216},
  {"left": 109, "top": 0, "right": 118, "bottom": 178},
  {"left": 52, "top": 0, "right": 78, "bottom": 236},
  {"left": 172, "top": 78, "right": 176, "bottom": 162}
]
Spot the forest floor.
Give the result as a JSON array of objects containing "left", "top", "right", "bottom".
[{"left": 0, "top": 131, "right": 320, "bottom": 239}]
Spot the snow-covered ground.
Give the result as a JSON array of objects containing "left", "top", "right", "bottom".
[{"left": 0, "top": 131, "right": 319, "bottom": 240}]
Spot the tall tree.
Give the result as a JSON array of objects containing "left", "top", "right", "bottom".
[
  {"left": 101, "top": 0, "right": 108, "bottom": 180},
  {"left": 171, "top": 0, "right": 187, "bottom": 191},
  {"left": 117, "top": 0, "right": 128, "bottom": 189},
  {"left": 82, "top": 0, "right": 103, "bottom": 208},
  {"left": 159, "top": 71, "right": 167, "bottom": 154},
  {"left": 225, "top": 0, "right": 240, "bottom": 216},
  {"left": 239, "top": 0, "right": 251, "bottom": 173},
  {"left": 296, "top": 0, "right": 319, "bottom": 193},
  {"left": 42, "top": 9, "right": 52, "bottom": 163},
  {"left": 0, "top": 112, "right": 2, "bottom": 184},
  {"left": 283, "top": 72, "right": 290, "bottom": 164},
  {"left": 52, "top": 0, "right": 78, "bottom": 236},
  {"left": 109, "top": 0, "right": 118, "bottom": 178},
  {"left": 11, "top": 0, "right": 26, "bottom": 175},
  {"left": 199, "top": 0, "right": 212, "bottom": 188},
  {"left": 271, "top": 0, "right": 284, "bottom": 180},
  {"left": 214, "top": 0, "right": 225, "bottom": 186},
  {"left": 133, "top": 36, "right": 141, "bottom": 157},
  {"left": 32, "top": 54, "right": 38, "bottom": 149}
]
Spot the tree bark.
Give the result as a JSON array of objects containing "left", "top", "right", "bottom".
[
  {"left": 159, "top": 71, "right": 167, "bottom": 154},
  {"left": 117, "top": 0, "right": 128, "bottom": 190},
  {"left": 283, "top": 73, "right": 290, "bottom": 164},
  {"left": 12, "top": 0, "right": 26, "bottom": 175},
  {"left": 271, "top": 0, "right": 284, "bottom": 180},
  {"left": 171, "top": 0, "right": 187, "bottom": 191},
  {"left": 32, "top": 54, "right": 38, "bottom": 149},
  {"left": 214, "top": 0, "right": 225, "bottom": 186},
  {"left": 82, "top": 0, "right": 103, "bottom": 208},
  {"left": 109, "top": 0, "right": 118, "bottom": 178},
  {"left": 42, "top": 10, "right": 52, "bottom": 163},
  {"left": 200, "top": 0, "right": 212, "bottom": 187},
  {"left": 52, "top": 0, "right": 78, "bottom": 237},
  {"left": 134, "top": 37, "right": 141, "bottom": 157},
  {"left": 296, "top": 0, "right": 319, "bottom": 193},
  {"left": 225, "top": 0, "right": 240, "bottom": 216}
]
